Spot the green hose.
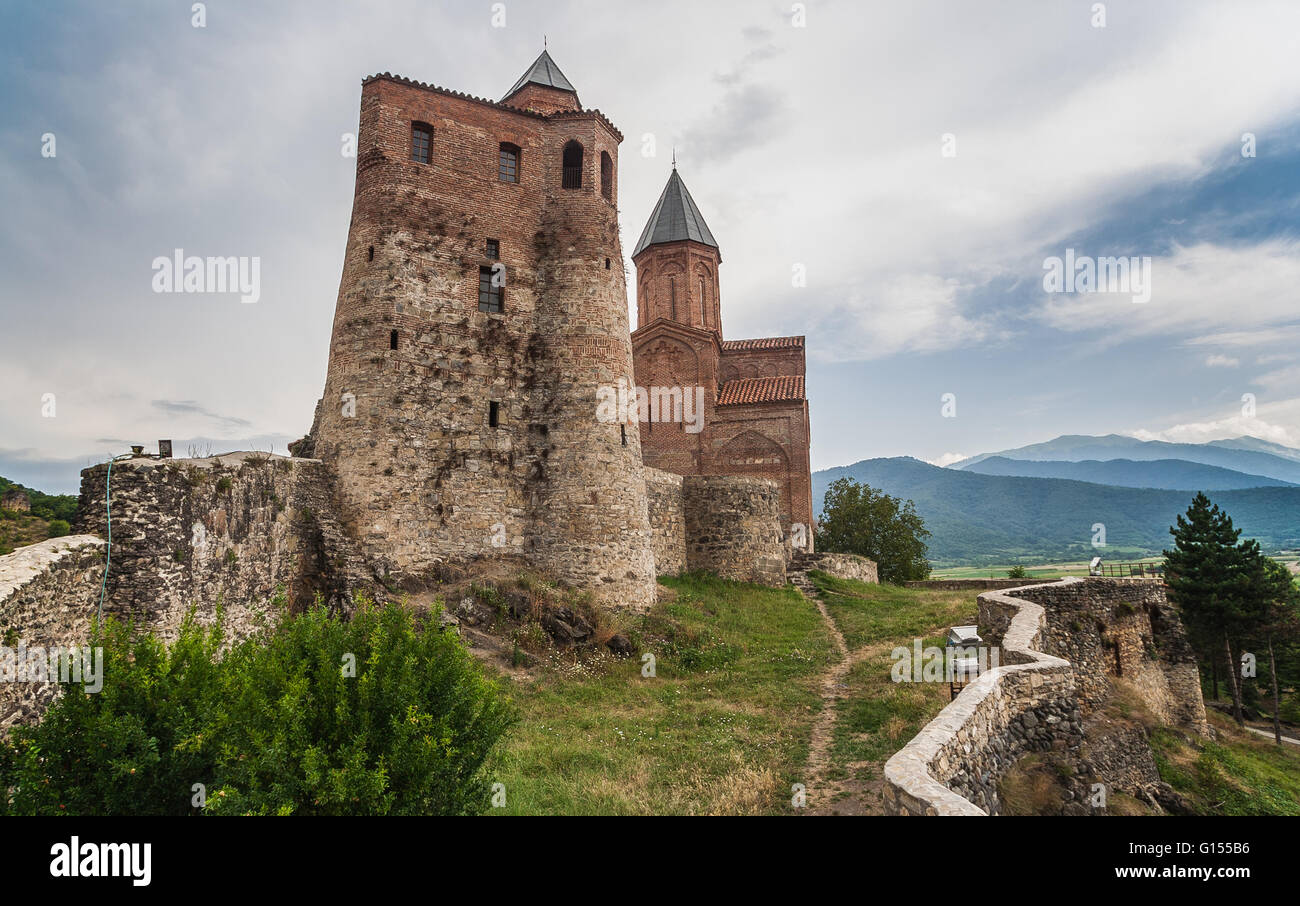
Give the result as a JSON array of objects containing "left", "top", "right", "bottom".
[{"left": 97, "top": 452, "right": 130, "bottom": 628}]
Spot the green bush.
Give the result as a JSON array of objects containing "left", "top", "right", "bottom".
[
  {"left": 1007, "top": 565, "right": 1028, "bottom": 579},
  {"left": 0, "top": 595, "right": 515, "bottom": 816},
  {"left": 47, "top": 519, "right": 70, "bottom": 538}
]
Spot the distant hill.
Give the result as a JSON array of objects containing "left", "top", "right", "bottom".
[
  {"left": 0, "top": 476, "right": 77, "bottom": 555},
  {"left": 812, "top": 457, "right": 1300, "bottom": 566},
  {"left": 961, "top": 456, "right": 1296, "bottom": 490},
  {"left": 951, "top": 434, "right": 1300, "bottom": 485}
]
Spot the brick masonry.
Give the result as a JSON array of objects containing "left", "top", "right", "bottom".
[
  {"left": 304, "top": 66, "right": 658, "bottom": 611},
  {"left": 631, "top": 196, "right": 813, "bottom": 550}
]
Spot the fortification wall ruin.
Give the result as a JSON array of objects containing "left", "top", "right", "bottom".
[
  {"left": 1014, "top": 578, "right": 1206, "bottom": 732},
  {"left": 883, "top": 577, "right": 1207, "bottom": 815},
  {"left": 0, "top": 536, "right": 106, "bottom": 729},
  {"left": 75, "top": 452, "right": 367, "bottom": 640},
  {"left": 884, "top": 579, "right": 1080, "bottom": 815}
]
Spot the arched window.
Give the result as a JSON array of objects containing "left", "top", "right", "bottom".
[
  {"left": 600, "top": 151, "right": 613, "bottom": 200},
  {"left": 562, "top": 140, "right": 583, "bottom": 189},
  {"left": 499, "top": 143, "right": 520, "bottom": 183},
  {"left": 699, "top": 277, "right": 707, "bottom": 326},
  {"left": 410, "top": 122, "right": 432, "bottom": 164}
]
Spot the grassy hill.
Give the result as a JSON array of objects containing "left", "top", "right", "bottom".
[
  {"left": 813, "top": 457, "right": 1300, "bottom": 566},
  {"left": 0, "top": 476, "right": 78, "bottom": 555}
]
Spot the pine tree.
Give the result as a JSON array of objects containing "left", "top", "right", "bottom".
[{"left": 1163, "top": 493, "right": 1254, "bottom": 726}]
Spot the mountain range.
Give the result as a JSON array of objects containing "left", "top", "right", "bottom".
[
  {"left": 951, "top": 434, "right": 1300, "bottom": 484},
  {"left": 814, "top": 435, "right": 1300, "bottom": 566}
]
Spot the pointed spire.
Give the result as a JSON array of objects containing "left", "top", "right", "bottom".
[
  {"left": 632, "top": 168, "right": 719, "bottom": 259},
  {"left": 502, "top": 49, "right": 577, "bottom": 103}
]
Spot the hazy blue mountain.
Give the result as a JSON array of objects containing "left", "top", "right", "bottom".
[
  {"left": 1205, "top": 436, "right": 1300, "bottom": 463},
  {"left": 812, "top": 456, "right": 1300, "bottom": 566},
  {"left": 962, "top": 456, "right": 1296, "bottom": 490},
  {"left": 950, "top": 434, "right": 1300, "bottom": 484}
]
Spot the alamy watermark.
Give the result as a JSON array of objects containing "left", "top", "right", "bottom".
[
  {"left": 1, "top": 644, "right": 104, "bottom": 693},
  {"left": 596, "top": 378, "right": 706, "bottom": 433},
  {"left": 1042, "top": 249, "right": 1151, "bottom": 304},
  {"left": 152, "top": 249, "right": 261, "bottom": 303},
  {"left": 890, "top": 639, "right": 1000, "bottom": 683}
]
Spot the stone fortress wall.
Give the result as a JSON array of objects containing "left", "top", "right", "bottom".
[
  {"left": 883, "top": 577, "right": 1207, "bottom": 815},
  {"left": 74, "top": 453, "right": 366, "bottom": 638},
  {"left": 0, "top": 452, "right": 798, "bottom": 728},
  {"left": 0, "top": 536, "right": 105, "bottom": 729}
]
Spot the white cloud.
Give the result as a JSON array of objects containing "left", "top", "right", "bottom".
[
  {"left": 929, "top": 452, "right": 968, "bottom": 468},
  {"left": 1205, "top": 354, "right": 1240, "bottom": 367},
  {"left": 1037, "top": 239, "right": 1300, "bottom": 343},
  {"left": 1131, "top": 407, "right": 1300, "bottom": 449},
  {"left": 812, "top": 273, "right": 997, "bottom": 363}
]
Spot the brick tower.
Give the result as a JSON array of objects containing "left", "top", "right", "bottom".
[
  {"left": 309, "top": 51, "right": 656, "bottom": 609},
  {"left": 631, "top": 167, "right": 814, "bottom": 549}
]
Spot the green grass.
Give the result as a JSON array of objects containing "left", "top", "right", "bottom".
[
  {"left": 483, "top": 573, "right": 836, "bottom": 815},
  {"left": 809, "top": 571, "right": 978, "bottom": 651},
  {"left": 1150, "top": 712, "right": 1300, "bottom": 815},
  {"left": 930, "top": 556, "right": 1164, "bottom": 580},
  {"left": 807, "top": 573, "right": 978, "bottom": 784}
]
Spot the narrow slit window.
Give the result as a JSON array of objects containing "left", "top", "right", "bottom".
[
  {"left": 489, "top": 401, "right": 500, "bottom": 428},
  {"left": 600, "top": 151, "right": 613, "bottom": 200},
  {"left": 367, "top": 245, "right": 374, "bottom": 262},
  {"left": 411, "top": 123, "right": 432, "bottom": 164},
  {"left": 620, "top": 424, "right": 627, "bottom": 446},
  {"left": 389, "top": 329, "right": 398, "bottom": 350}
]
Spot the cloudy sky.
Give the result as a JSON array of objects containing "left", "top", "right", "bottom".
[{"left": 2, "top": 0, "right": 1299, "bottom": 493}]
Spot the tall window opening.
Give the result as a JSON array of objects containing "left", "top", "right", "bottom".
[
  {"left": 478, "top": 265, "right": 504, "bottom": 313},
  {"left": 600, "top": 151, "right": 613, "bottom": 200},
  {"left": 389, "top": 329, "right": 398, "bottom": 350},
  {"left": 410, "top": 122, "right": 432, "bottom": 164},
  {"left": 499, "top": 143, "right": 520, "bottom": 183},
  {"left": 489, "top": 401, "right": 500, "bottom": 428},
  {"left": 562, "top": 140, "right": 583, "bottom": 189}
]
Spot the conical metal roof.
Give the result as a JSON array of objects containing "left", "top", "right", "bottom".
[
  {"left": 503, "top": 50, "right": 577, "bottom": 101},
  {"left": 632, "top": 169, "right": 719, "bottom": 258}
]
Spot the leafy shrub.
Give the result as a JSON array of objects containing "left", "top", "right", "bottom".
[
  {"left": 1007, "top": 565, "right": 1027, "bottom": 579},
  {"left": 0, "top": 595, "right": 515, "bottom": 816}
]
